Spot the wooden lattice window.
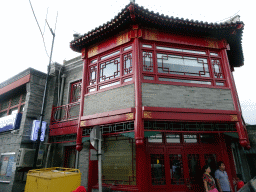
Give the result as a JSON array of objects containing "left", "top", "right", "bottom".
[
  {"left": 87, "top": 44, "right": 133, "bottom": 93},
  {"left": 0, "top": 93, "right": 26, "bottom": 117},
  {"left": 142, "top": 42, "right": 226, "bottom": 87},
  {"left": 70, "top": 80, "right": 82, "bottom": 103}
]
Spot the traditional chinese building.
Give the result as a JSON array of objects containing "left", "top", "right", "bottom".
[{"left": 47, "top": 2, "right": 250, "bottom": 192}]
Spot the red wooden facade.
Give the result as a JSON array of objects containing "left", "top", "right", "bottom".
[{"left": 48, "top": 2, "right": 250, "bottom": 192}]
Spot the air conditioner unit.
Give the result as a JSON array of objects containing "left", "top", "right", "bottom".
[{"left": 16, "top": 148, "right": 44, "bottom": 167}]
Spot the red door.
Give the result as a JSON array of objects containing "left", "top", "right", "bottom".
[{"left": 148, "top": 140, "right": 221, "bottom": 192}]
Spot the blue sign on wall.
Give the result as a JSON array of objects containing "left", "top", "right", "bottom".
[
  {"left": 0, "top": 113, "right": 22, "bottom": 133},
  {"left": 30, "top": 120, "right": 47, "bottom": 141}
]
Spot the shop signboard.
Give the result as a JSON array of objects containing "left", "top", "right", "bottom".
[
  {"left": 0, "top": 113, "right": 22, "bottom": 133},
  {"left": 30, "top": 120, "right": 47, "bottom": 141}
]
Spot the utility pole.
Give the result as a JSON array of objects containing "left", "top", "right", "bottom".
[{"left": 33, "top": 17, "right": 57, "bottom": 169}]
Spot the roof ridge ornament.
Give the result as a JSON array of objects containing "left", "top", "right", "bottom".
[{"left": 130, "top": 0, "right": 135, "bottom": 3}]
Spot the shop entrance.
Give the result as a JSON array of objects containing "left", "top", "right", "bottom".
[{"left": 148, "top": 133, "right": 221, "bottom": 192}]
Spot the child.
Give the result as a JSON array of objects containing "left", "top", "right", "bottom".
[{"left": 234, "top": 176, "right": 244, "bottom": 191}]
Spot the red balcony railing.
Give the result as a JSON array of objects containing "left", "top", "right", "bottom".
[{"left": 50, "top": 102, "right": 80, "bottom": 124}]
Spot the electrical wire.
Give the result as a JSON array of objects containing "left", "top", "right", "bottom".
[{"left": 28, "top": 0, "right": 50, "bottom": 58}]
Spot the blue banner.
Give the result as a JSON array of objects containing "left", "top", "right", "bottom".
[
  {"left": 30, "top": 120, "right": 47, "bottom": 141},
  {"left": 0, "top": 113, "right": 22, "bottom": 133}
]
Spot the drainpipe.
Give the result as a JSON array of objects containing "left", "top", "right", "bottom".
[
  {"left": 59, "top": 74, "right": 66, "bottom": 106},
  {"left": 44, "top": 143, "right": 52, "bottom": 168},
  {"left": 57, "top": 74, "right": 66, "bottom": 120}
]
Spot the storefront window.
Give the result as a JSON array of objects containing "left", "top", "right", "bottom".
[
  {"left": 170, "top": 154, "right": 184, "bottom": 184},
  {"left": 102, "top": 135, "right": 136, "bottom": 185},
  {"left": 151, "top": 154, "right": 165, "bottom": 185}
]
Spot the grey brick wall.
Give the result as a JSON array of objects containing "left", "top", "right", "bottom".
[
  {"left": 83, "top": 84, "right": 135, "bottom": 116},
  {"left": 142, "top": 83, "right": 235, "bottom": 110},
  {"left": 79, "top": 142, "right": 90, "bottom": 189}
]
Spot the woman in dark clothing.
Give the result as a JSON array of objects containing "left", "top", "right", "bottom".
[{"left": 203, "top": 165, "right": 218, "bottom": 192}]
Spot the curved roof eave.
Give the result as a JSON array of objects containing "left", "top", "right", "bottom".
[{"left": 70, "top": 2, "right": 244, "bottom": 67}]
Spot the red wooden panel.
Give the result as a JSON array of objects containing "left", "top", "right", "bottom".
[
  {"left": 80, "top": 112, "right": 134, "bottom": 128},
  {"left": 142, "top": 29, "right": 226, "bottom": 49},
  {"left": 144, "top": 111, "right": 238, "bottom": 122},
  {"left": 49, "top": 125, "right": 77, "bottom": 136},
  {"left": 142, "top": 106, "right": 237, "bottom": 115}
]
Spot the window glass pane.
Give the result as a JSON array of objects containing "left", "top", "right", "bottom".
[
  {"left": 170, "top": 154, "right": 184, "bottom": 184},
  {"left": 204, "top": 154, "right": 217, "bottom": 178},
  {"left": 157, "top": 46, "right": 182, "bottom": 52},
  {"left": 184, "top": 135, "right": 197, "bottom": 143},
  {"left": 157, "top": 54, "right": 209, "bottom": 77},
  {"left": 159, "top": 77, "right": 211, "bottom": 85},
  {"left": 0, "top": 111, "right": 7, "bottom": 118},
  {"left": 0, "top": 100, "right": 9, "bottom": 111},
  {"left": 88, "top": 87, "right": 96, "bottom": 92},
  {"left": 90, "top": 59, "right": 97, "bottom": 64},
  {"left": 100, "top": 58, "right": 120, "bottom": 82},
  {"left": 142, "top": 44, "right": 152, "bottom": 48},
  {"left": 151, "top": 154, "right": 165, "bottom": 185},
  {"left": 143, "top": 52, "right": 154, "bottom": 72},
  {"left": 124, "top": 46, "right": 132, "bottom": 51},
  {"left": 156, "top": 46, "right": 206, "bottom": 55},
  {"left": 200, "top": 134, "right": 216, "bottom": 144},
  {"left": 70, "top": 81, "right": 82, "bottom": 103},
  {"left": 21, "top": 94, "right": 26, "bottom": 103},
  {"left": 211, "top": 59, "right": 223, "bottom": 78},
  {"left": 144, "top": 76, "right": 154, "bottom": 80},
  {"left": 123, "top": 53, "right": 132, "bottom": 75},
  {"left": 148, "top": 133, "right": 162, "bottom": 143},
  {"left": 9, "top": 108, "right": 18, "bottom": 115},
  {"left": 89, "top": 65, "right": 97, "bottom": 85},
  {"left": 184, "top": 50, "right": 206, "bottom": 55},
  {"left": 10, "top": 95, "right": 20, "bottom": 107},
  {"left": 216, "top": 82, "right": 225, "bottom": 86},
  {"left": 210, "top": 52, "right": 219, "bottom": 56},
  {"left": 20, "top": 105, "right": 25, "bottom": 112},
  {"left": 102, "top": 136, "right": 136, "bottom": 185},
  {"left": 99, "top": 81, "right": 120, "bottom": 90},
  {"left": 166, "top": 134, "right": 181, "bottom": 143},
  {"left": 124, "top": 77, "right": 132, "bottom": 83},
  {"left": 187, "top": 154, "right": 201, "bottom": 184},
  {"left": 101, "top": 50, "right": 120, "bottom": 60}
]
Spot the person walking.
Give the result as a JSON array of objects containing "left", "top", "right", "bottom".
[
  {"left": 215, "top": 161, "right": 232, "bottom": 192},
  {"left": 203, "top": 165, "right": 218, "bottom": 192}
]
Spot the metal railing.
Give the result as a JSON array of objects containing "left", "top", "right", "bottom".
[{"left": 50, "top": 102, "right": 80, "bottom": 123}]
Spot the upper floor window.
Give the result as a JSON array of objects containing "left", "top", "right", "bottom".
[
  {"left": 142, "top": 43, "right": 225, "bottom": 87},
  {"left": 70, "top": 80, "right": 82, "bottom": 103},
  {"left": 0, "top": 93, "right": 26, "bottom": 117},
  {"left": 88, "top": 44, "right": 133, "bottom": 93}
]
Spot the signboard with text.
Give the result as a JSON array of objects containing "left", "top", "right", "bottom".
[{"left": 0, "top": 113, "right": 22, "bottom": 133}]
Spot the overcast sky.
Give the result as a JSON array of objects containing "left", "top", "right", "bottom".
[{"left": 0, "top": 0, "right": 255, "bottom": 124}]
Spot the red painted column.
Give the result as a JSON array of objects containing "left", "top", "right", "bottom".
[
  {"left": 133, "top": 26, "right": 149, "bottom": 192},
  {"left": 76, "top": 48, "right": 87, "bottom": 152},
  {"left": 221, "top": 48, "right": 249, "bottom": 147}
]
